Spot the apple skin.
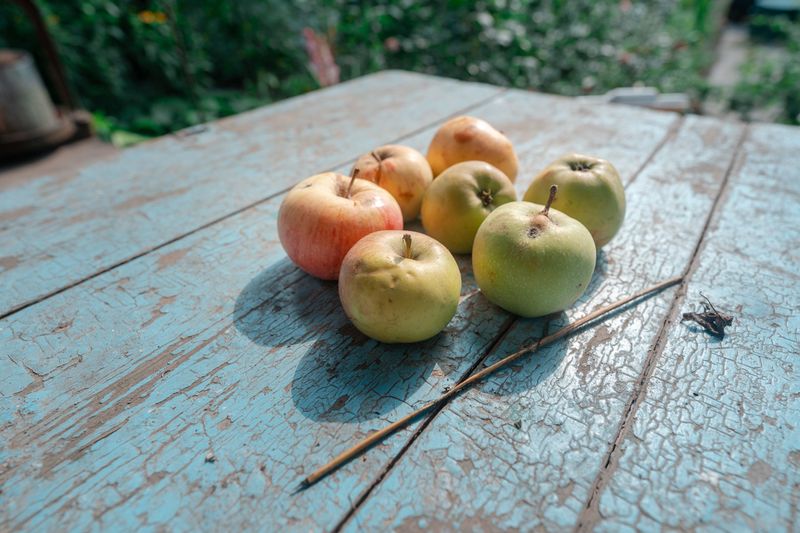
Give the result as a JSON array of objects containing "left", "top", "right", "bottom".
[
  {"left": 420, "top": 161, "right": 517, "bottom": 254},
  {"left": 338, "top": 231, "right": 461, "bottom": 343},
  {"left": 472, "top": 201, "right": 596, "bottom": 317},
  {"left": 278, "top": 172, "right": 403, "bottom": 280},
  {"left": 352, "top": 145, "right": 433, "bottom": 222},
  {"left": 523, "top": 154, "right": 625, "bottom": 248},
  {"left": 427, "top": 116, "right": 519, "bottom": 181}
]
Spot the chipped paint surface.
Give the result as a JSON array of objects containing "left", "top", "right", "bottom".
[
  {"left": 594, "top": 123, "right": 800, "bottom": 532},
  {"left": 1, "top": 72, "right": 797, "bottom": 532},
  {"left": 0, "top": 71, "right": 500, "bottom": 317},
  {"left": 344, "top": 116, "right": 747, "bottom": 531}
]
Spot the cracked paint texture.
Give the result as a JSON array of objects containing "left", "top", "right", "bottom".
[{"left": 2, "top": 72, "right": 794, "bottom": 533}]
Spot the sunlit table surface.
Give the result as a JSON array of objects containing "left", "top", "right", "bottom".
[{"left": 2, "top": 71, "right": 798, "bottom": 532}]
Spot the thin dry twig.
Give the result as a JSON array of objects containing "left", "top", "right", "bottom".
[{"left": 296, "top": 275, "right": 684, "bottom": 491}]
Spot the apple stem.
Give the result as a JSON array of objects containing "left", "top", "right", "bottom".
[
  {"left": 402, "top": 233, "right": 413, "bottom": 259},
  {"left": 542, "top": 184, "right": 557, "bottom": 217},
  {"left": 371, "top": 151, "right": 383, "bottom": 185},
  {"left": 346, "top": 168, "right": 359, "bottom": 198}
]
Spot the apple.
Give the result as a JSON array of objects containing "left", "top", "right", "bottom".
[
  {"left": 472, "top": 186, "right": 596, "bottom": 317},
  {"left": 523, "top": 154, "right": 625, "bottom": 247},
  {"left": 426, "top": 116, "right": 519, "bottom": 181},
  {"left": 338, "top": 231, "right": 461, "bottom": 343},
  {"left": 351, "top": 145, "right": 433, "bottom": 222},
  {"left": 420, "top": 161, "right": 516, "bottom": 254},
  {"left": 278, "top": 171, "right": 403, "bottom": 280}
]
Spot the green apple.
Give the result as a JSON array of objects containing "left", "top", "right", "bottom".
[
  {"left": 472, "top": 186, "right": 596, "bottom": 317},
  {"left": 427, "top": 116, "right": 519, "bottom": 181},
  {"left": 338, "top": 231, "right": 461, "bottom": 343},
  {"left": 523, "top": 154, "right": 625, "bottom": 248},
  {"left": 352, "top": 145, "right": 433, "bottom": 222},
  {"left": 420, "top": 161, "right": 516, "bottom": 254}
]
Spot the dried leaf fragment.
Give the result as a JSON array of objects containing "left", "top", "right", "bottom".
[{"left": 682, "top": 293, "right": 733, "bottom": 339}]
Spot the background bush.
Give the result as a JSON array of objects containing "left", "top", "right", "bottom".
[
  {"left": 0, "top": 1, "right": 319, "bottom": 137},
  {"left": 325, "top": 0, "right": 715, "bottom": 97},
  {"left": 728, "top": 15, "right": 800, "bottom": 125},
  {"left": 2, "top": 0, "right": 794, "bottom": 142}
]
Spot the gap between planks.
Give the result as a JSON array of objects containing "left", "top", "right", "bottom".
[
  {"left": 332, "top": 114, "right": 686, "bottom": 533},
  {"left": 574, "top": 124, "right": 750, "bottom": 533},
  {"left": 0, "top": 88, "right": 508, "bottom": 322},
  {"left": 330, "top": 315, "right": 517, "bottom": 533}
]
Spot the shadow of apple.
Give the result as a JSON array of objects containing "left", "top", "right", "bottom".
[
  {"left": 232, "top": 257, "right": 331, "bottom": 348},
  {"left": 476, "top": 311, "right": 569, "bottom": 397},
  {"left": 579, "top": 248, "right": 611, "bottom": 302},
  {"left": 289, "top": 332, "right": 444, "bottom": 423},
  {"left": 233, "top": 258, "right": 459, "bottom": 423}
]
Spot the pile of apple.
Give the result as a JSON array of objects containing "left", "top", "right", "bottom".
[{"left": 278, "top": 116, "right": 626, "bottom": 343}]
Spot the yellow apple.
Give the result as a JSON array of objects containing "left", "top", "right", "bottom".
[
  {"left": 338, "top": 231, "right": 461, "bottom": 343},
  {"left": 352, "top": 145, "right": 433, "bottom": 222},
  {"left": 420, "top": 161, "right": 516, "bottom": 254}
]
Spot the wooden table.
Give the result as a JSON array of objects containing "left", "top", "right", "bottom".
[{"left": 1, "top": 71, "right": 798, "bottom": 532}]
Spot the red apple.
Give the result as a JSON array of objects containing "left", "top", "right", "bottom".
[
  {"left": 278, "top": 172, "right": 403, "bottom": 280},
  {"left": 427, "top": 116, "right": 519, "bottom": 181}
]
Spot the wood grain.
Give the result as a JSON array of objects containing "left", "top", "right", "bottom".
[
  {"left": 0, "top": 71, "right": 501, "bottom": 317},
  {"left": 0, "top": 191, "right": 511, "bottom": 531},
  {"left": 592, "top": 122, "right": 800, "bottom": 532},
  {"left": 343, "top": 115, "right": 746, "bottom": 531},
  {"left": 0, "top": 138, "right": 117, "bottom": 190},
  {"left": 0, "top": 85, "right": 675, "bottom": 531}
]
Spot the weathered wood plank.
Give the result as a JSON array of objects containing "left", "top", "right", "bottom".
[
  {"left": 343, "top": 116, "right": 746, "bottom": 531},
  {"left": 592, "top": 123, "right": 800, "bottom": 532},
  {"left": 0, "top": 138, "right": 117, "bottom": 190},
  {"left": 0, "top": 71, "right": 501, "bottom": 317},
  {"left": 0, "top": 191, "right": 511, "bottom": 532},
  {"left": 0, "top": 88, "right": 675, "bottom": 531}
]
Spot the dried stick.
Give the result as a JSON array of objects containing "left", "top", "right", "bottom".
[{"left": 297, "top": 275, "right": 683, "bottom": 490}]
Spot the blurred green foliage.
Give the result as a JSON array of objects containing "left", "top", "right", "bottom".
[
  {"left": 0, "top": 0, "right": 318, "bottom": 140},
  {"left": 5, "top": 0, "right": 773, "bottom": 143},
  {"left": 325, "top": 0, "right": 715, "bottom": 97},
  {"left": 729, "top": 15, "right": 800, "bottom": 125}
]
